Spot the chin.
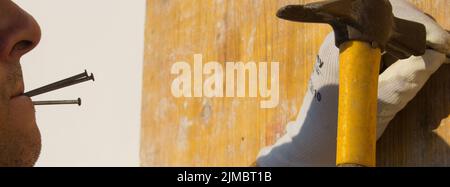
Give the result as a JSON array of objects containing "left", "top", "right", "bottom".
[
  {"left": 0, "top": 120, "right": 41, "bottom": 167},
  {"left": 0, "top": 96, "right": 41, "bottom": 167}
]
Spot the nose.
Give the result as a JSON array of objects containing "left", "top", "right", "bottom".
[{"left": 0, "top": 1, "right": 41, "bottom": 62}]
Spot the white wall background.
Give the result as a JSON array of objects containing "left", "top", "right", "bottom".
[{"left": 14, "top": 0, "right": 146, "bottom": 166}]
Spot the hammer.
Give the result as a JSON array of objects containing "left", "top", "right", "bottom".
[{"left": 276, "top": 0, "right": 427, "bottom": 167}]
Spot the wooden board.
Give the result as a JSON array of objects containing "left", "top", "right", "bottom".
[
  {"left": 376, "top": 0, "right": 450, "bottom": 167},
  {"left": 140, "top": 0, "right": 450, "bottom": 166}
]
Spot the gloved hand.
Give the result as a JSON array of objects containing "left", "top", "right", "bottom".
[
  {"left": 390, "top": 0, "right": 449, "bottom": 56},
  {"left": 256, "top": 0, "right": 449, "bottom": 167}
]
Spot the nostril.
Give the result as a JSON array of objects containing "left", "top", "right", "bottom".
[
  {"left": 12, "top": 40, "right": 34, "bottom": 52},
  {"left": 9, "top": 40, "right": 36, "bottom": 58}
]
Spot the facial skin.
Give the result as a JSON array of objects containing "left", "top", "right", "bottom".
[{"left": 0, "top": 0, "right": 41, "bottom": 166}]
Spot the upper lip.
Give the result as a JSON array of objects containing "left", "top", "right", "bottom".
[
  {"left": 12, "top": 88, "right": 24, "bottom": 98},
  {"left": 11, "top": 78, "right": 25, "bottom": 98}
]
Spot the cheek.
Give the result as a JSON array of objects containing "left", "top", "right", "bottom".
[
  {"left": 0, "top": 69, "right": 9, "bottom": 129},
  {"left": 0, "top": 63, "right": 20, "bottom": 96},
  {"left": 0, "top": 66, "right": 8, "bottom": 89}
]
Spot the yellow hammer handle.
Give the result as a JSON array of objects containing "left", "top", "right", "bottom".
[{"left": 336, "top": 41, "right": 381, "bottom": 167}]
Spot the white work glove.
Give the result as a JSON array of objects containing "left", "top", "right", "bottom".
[
  {"left": 390, "top": 0, "right": 449, "bottom": 55},
  {"left": 257, "top": 0, "right": 449, "bottom": 167}
]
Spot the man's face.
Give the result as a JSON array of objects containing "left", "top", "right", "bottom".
[{"left": 0, "top": 0, "right": 41, "bottom": 166}]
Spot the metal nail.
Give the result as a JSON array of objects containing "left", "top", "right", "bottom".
[
  {"left": 25, "top": 70, "right": 89, "bottom": 97},
  {"left": 24, "top": 71, "right": 94, "bottom": 97},
  {"left": 33, "top": 98, "right": 82, "bottom": 106}
]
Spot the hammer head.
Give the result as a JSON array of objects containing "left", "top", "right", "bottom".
[{"left": 277, "top": 0, "right": 426, "bottom": 60}]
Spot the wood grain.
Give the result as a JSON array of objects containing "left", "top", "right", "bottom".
[
  {"left": 377, "top": 0, "right": 450, "bottom": 167},
  {"left": 140, "top": 0, "right": 449, "bottom": 166}
]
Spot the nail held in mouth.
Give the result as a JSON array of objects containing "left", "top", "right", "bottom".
[{"left": 24, "top": 70, "right": 95, "bottom": 107}]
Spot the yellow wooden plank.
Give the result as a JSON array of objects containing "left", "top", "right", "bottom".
[{"left": 140, "top": 0, "right": 449, "bottom": 166}]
